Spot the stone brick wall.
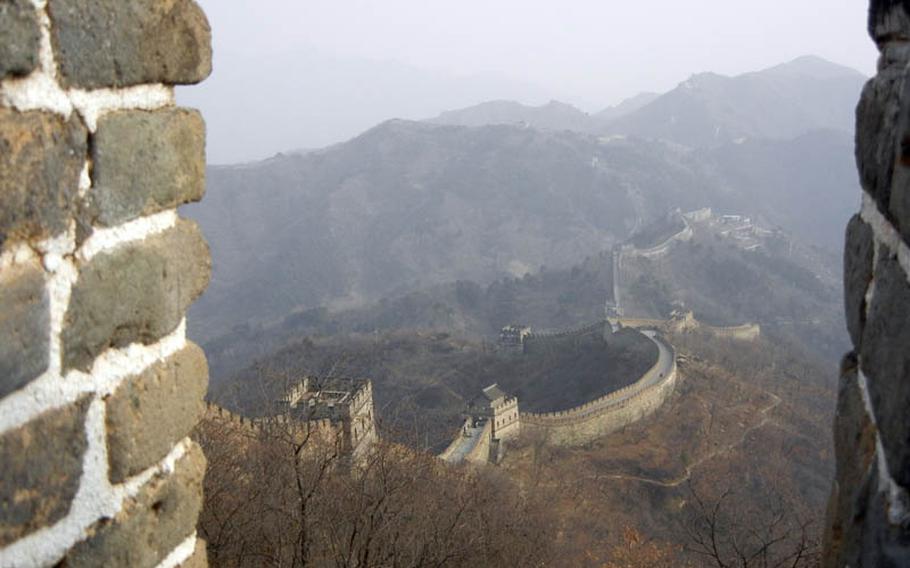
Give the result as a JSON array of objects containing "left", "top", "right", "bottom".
[
  {"left": 520, "top": 336, "right": 678, "bottom": 447},
  {"left": 0, "top": 1, "right": 212, "bottom": 566},
  {"left": 823, "top": 1, "right": 910, "bottom": 565}
]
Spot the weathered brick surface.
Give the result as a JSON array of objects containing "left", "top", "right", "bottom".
[
  {"left": 823, "top": 357, "right": 877, "bottom": 565},
  {"left": 106, "top": 343, "right": 208, "bottom": 483},
  {"left": 89, "top": 109, "right": 206, "bottom": 227},
  {"left": 0, "top": 259, "right": 49, "bottom": 398},
  {"left": 48, "top": 0, "right": 212, "bottom": 89},
  {"left": 869, "top": 0, "right": 910, "bottom": 41},
  {"left": 64, "top": 442, "right": 206, "bottom": 568},
  {"left": 62, "top": 220, "right": 211, "bottom": 371},
  {"left": 860, "top": 247, "right": 910, "bottom": 487},
  {"left": 856, "top": 68, "right": 901, "bottom": 219},
  {"left": 0, "top": 398, "right": 90, "bottom": 547},
  {"left": 0, "top": 109, "right": 88, "bottom": 247},
  {"left": 0, "top": 0, "right": 40, "bottom": 79},
  {"left": 843, "top": 216, "right": 875, "bottom": 347},
  {"left": 826, "top": 4, "right": 910, "bottom": 565},
  {"left": 892, "top": 77, "right": 910, "bottom": 246},
  {"left": 838, "top": 460, "right": 910, "bottom": 568}
]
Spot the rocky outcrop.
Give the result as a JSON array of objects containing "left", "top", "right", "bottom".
[{"left": 824, "top": 1, "right": 910, "bottom": 565}]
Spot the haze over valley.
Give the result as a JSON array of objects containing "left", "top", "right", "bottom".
[
  {"left": 185, "top": 56, "right": 862, "bottom": 344},
  {"left": 177, "top": 54, "right": 861, "bottom": 564}
]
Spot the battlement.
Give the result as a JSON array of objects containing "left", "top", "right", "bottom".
[
  {"left": 498, "top": 325, "right": 532, "bottom": 352},
  {"left": 206, "top": 376, "right": 377, "bottom": 460},
  {"left": 281, "top": 376, "right": 373, "bottom": 424},
  {"left": 611, "top": 311, "right": 760, "bottom": 342}
]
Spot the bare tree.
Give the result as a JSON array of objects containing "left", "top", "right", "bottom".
[
  {"left": 194, "top": 400, "right": 554, "bottom": 567},
  {"left": 683, "top": 482, "right": 819, "bottom": 568}
]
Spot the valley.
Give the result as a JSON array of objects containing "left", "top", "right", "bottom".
[{"left": 189, "top": 55, "right": 855, "bottom": 567}]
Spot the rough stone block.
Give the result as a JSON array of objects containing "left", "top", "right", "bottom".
[
  {"left": 856, "top": 70, "right": 902, "bottom": 217},
  {"left": 860, "top": 245, "right": 910, "bottom": 487},
  {"left": 48, "top": 0, "right": 212, "bottom": 89},
  {"left": 106, "top": 343, "right": 208, "bottom": 483},
  {"left": 843, "top": 215, "right": 875, "bottom": 347},
  {"left": 823, "top": 356, "right": 877, "bottom": 567},
  {"left": 64, "top": 442, "right": 206, "bottom": 568},
  {"left": 88, "top": 109, "right": 206, "bottom": 227},
  {"left": 891, "top": 75, "right": 910, "bottom": 246},
  {"left": 0, "top": 259, "right": 49, "bottom": 398},
  {"left": 0, "top": 397, "right": 90, "bottom": 547},
  {"left": 0, "top": 0, "right": 41, "bottom": 78},
  {"left": 869, "top": 1, "right": 910, "bottom": 43},
  {"left": 0, "top": 109, "right": 88, "bottom": 247},
  {"left": 62, "top": 219, "right": 210, "bottom": 372},
  {"left": 848, "top": 462, "right": 910, "bottom": 568}
]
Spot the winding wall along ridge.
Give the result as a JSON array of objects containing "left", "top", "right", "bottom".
[{"left": 520, "top": 333, "right": 678, "bottom": 447}]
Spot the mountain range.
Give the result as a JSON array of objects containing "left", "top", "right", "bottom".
[
  {"left": 426, "top": 55, "right": 865, "bottom": 146},
  {"left": 183, "top": 56, "right": 864, "bottom": 343}
]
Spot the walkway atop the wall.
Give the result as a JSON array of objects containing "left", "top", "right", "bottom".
[
  {"left": 600, "top": 330, "right": 672, "bottom": 412},
  {"left": 442, "top": 421, "right": 486, "bottom": 464},
  {"left": 520, "top": 330, "right": 675, "bottom": 422}
]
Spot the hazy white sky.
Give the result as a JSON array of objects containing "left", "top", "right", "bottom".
[
  {"left": 197, "top": 0, "right": 875, "bottom": 105},
  {"left": 185, "top": 0, "right": 878, "bottom": 163}
]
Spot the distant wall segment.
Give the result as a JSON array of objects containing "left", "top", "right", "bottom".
[{"left": 0, "top": 1, "right": 212, "bottom": 566}]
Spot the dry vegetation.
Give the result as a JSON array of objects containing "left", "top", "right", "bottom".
[
  {"left": 196, "top": 328, "right": 834, "bottom": 567},
  {"left": 194, "top": 415, "right": 554, "bottom": 567},
  {"left": 498, "top": 331, "right": 833, "bottom": 566}
]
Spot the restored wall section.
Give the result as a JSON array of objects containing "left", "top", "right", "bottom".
[
  {"left": 465, "top": 420, "right": 493, "bottom": 464},
  {"left": 824, "top": 1, "right": 910, "bottom": 565},
  {"left": 0, "top": 1, "right": 212, "bottom": 566},
  {"left": 520, "top": 338, "right": 678, "bottom": 447}
]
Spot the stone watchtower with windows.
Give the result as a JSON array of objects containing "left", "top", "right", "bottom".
[
  {"left": 498, "top": 325, "right": 532, "bottom": 353},
  {"left": 468, "top": 383, "right": 520, "bottom": 441},
  {"left": 279, "top": 376, "right": 377, "bottom": 459}
]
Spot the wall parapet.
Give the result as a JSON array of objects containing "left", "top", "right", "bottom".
[
  {"left": 824, "top": 3, "right": 910, "bottom": 563},
  {"left": 518, "top": 335, "right": 678, "bottom": 446},
  {"left": 0, "top": 2, "right": 212, "bottom": 566}
]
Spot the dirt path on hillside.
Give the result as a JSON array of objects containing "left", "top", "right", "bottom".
[{"left": 596, "top": 391, "right": 783, "bottom": 488}]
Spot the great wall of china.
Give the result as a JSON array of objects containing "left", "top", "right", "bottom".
[
  {"left": 519, "top": 330, "right": 677, "bottom": 447},
  {"left": 443, "top": 207, "right": 761, "bottom": 464}
]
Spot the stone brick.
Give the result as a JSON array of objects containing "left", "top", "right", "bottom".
[
  {"left": 891, "top": 75, "right": 910, "bottom": 246},
  {"left": 869, "top": 0, "right": 910, "bottom": 43},
  {"left": 62, "top": 220, "right": 210, "bottom": 372},
  {"left": 64, "top": 442, "right": 206, "bottom": 568},
  {"left": 106, "top": 344, "right": 208, "bottom": 483},
  {"left": 856, "top": 70, "right": 902, "bottom": 218},
  {"left": 0, "top": 0, "right": 41, "bottom": 78},
  {"left": 87, "top": 109, "right": 206, "bottom": 227},
  {"left": 846, "top": 462, "right": 910, "bottom": 568},
  {"left": 0, "top": 259, "right": 49, "bottom": 398},
  {"left": 860, "top": 245, "right": 910, "bottom": 486},
  {"left": 48, "top": 0, "right": 211, "bottom": 89},
  {"left": 843, "top": 215, "right": 875, "bottom": 347},
  {"left": 824, "top": 356, "right": 877, "bottom": 565},
  {"left": 0, "top": 398, "right": 90, "bottom": 547},
  {"left": 0, "top": 109, "right": 88, "bottom": 247}
]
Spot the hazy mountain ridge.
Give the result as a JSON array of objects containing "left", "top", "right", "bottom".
[
  {"left": 604, "top": 56, "right": 866, "bottom": 146},
  {"left": 593, "top": 92, "right": 661, "bottom": 122},
  {"left": 428, "top": 99, "right": 595, "bottom": 131},
  {"left": 187, "top": 122, "right": 703, "bottom": 340},
  {"left": 426, "top": 56, "right": 865, "bottom": 147},
  {"left": 185, "top": 56, "right": 861, "bottom": 343}
]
